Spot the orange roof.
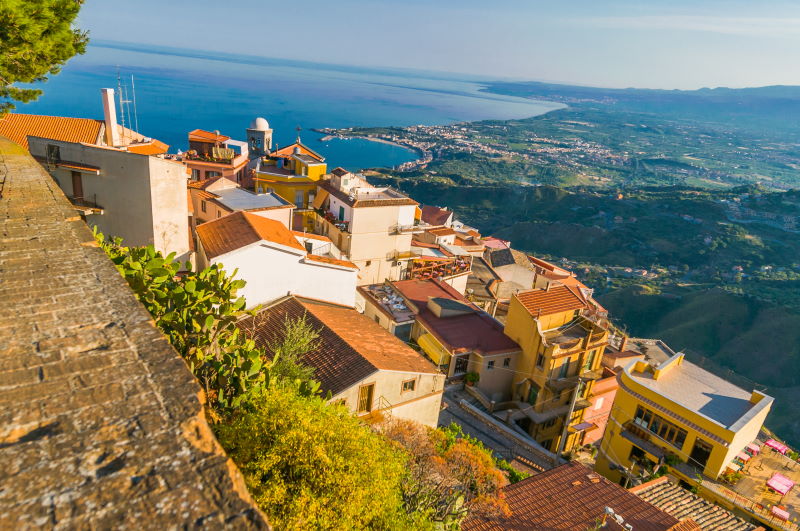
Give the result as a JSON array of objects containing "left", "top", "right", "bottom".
[
  {"left": 515, "top": 285, "right": 588, "bottom": 317},
  {"left": 305, "top": 254, "right": 358, "bottom": 270},
  {"left": 187, "top": 176, "right": 224, "bottom": 190},
  {"left": 127, "top": 139, "right": 169, "bottom": 155},
  {"left": 188, "top": 129, "right": 230, "bottom": 143},
  {"left": 291, "top": 230, "right": 332, "bottom": 243},
  {"left": 0, "top": 113, "right": 103, "bottom": 149},
  {"left": 196, "top": 211, "right": 305, "bottom": 259},
  {"left": 427, "top": 227, "right": 456, "bottom": 236},
  {"left": 270, "top": 142, "right": 324, "bottom": 161}
]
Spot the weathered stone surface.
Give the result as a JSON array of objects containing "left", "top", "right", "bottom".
[{"left": 0, "top": 138, "right": 268, "bottom": 529}]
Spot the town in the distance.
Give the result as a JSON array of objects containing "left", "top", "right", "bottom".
[{"left": 3, "top": 88, "right": 799, "bottom": 530}]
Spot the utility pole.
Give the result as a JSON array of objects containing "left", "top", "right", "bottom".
[{"left": 554, "top": 378, "right": 583, "bottom": 465}]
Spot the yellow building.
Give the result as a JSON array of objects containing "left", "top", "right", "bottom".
[
  {"left": 595, "top": 351, "right": 773, "bottom": 489},
  {"left": 503, "top": 285, "right": 609, "bottom": 455},
  {"left": 253, "top": 142, "right": 327, "bottom": 212}
]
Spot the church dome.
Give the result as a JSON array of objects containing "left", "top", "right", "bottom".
[{"left": 249, "top": 117, "right": 270, "bottom": 131}]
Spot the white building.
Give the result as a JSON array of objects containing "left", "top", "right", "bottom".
[
  {"left": 196, "top": 211, "right": 358, "bottom": 308},
  {"left": 239, "top": 295, "right": 445, "bottom": 427},
  {"left": 0, "top": 89, "right": 190, "bottom": 261}
]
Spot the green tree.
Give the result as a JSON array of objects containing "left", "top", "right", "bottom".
[
  {"left": 1, "top": 0, "right": 88, "bottom": 114},
  {"left": 266, "top": 314, "right": 319, "bottom": 385},
  {"left": 98, "top": 235, "right": 266, "bottom": 408},
  {"left": 215, "top": 388, "right": 416, "bottom": 530}
]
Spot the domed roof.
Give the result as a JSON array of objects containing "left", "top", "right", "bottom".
[{"left": 249, "top": 117, "right": 270, "bottom": 131}]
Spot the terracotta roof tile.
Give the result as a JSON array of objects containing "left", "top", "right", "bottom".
[
  {"left": 0, "top": 113, "right": 102, "bottom": 149},
  {"left": 463, "top": 461, "right": 683, "bottom": 531},
  {"left": 270, "top": 142, "right": 324, "bottom": 161},
  {"left": 196, "top": 211, "right": 305, "bottom": 259},
  {"left": 127, "top": 139, "right": 169, "bottom": 155},
  {"left": 427, "top": 227, "right": 457, "bottom": 236},
  {"left": 305, "top": 254, "right": 358, "bottom": 270},
  {"left": 515, "top": 285, "right": 588, "bottom": 317},
  {"left": 392, "top": 279, "right": 519, "bottom": 356},
  {"left": 631, "top": 477, "right": 754, "bottom": 531},
  {"left": 420, "top": 205, "right": 453, "bottom": 226},
  {"left": 238, "top": 297, "right": 438, "bottom": 395},
  {"left": 188, "top": 129, "right": 230, "bottom": 143}
]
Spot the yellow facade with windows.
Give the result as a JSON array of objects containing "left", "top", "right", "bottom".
[
  {"left": 254, "top": 152, "right": 327, "bottom": 210},
  {"left": 503, "top": 289, "right": 609, "bottom": 455},
  {"left": 595, "top": 353, "right": 773, "bottom": 488}
]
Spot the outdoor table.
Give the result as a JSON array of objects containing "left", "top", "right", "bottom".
[
  {"left": 766, "top": 439, "right": 789, "bottom": 455},
  {"left": 746, "top": 442, "right": 761, "bottom": 455},
  {"left": 771, "top": 505, "right": 790, "bottom": 521}
]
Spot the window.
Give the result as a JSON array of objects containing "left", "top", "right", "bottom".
[
  {"left": 503, "top": 357, "right": 511, "bottom": 368},
  {"left": 206, "top": 171, "right": 221, "bottom": 178},
  {"left": 401, "top": 379, "right": 416, "bottom": 393},
  {"left": 191, "top": 169, "right": 200, "bottom": 180},
  {"left": 633, "top": 406, "right": 688, "bottom": 449},
  {"left": 594, "top": 397, "right": 605, "bottom": 410},
  {"left": 374, "top": 315, "right": 380, "bottom": 323},
  {"left": 217, "top": 211, "right": 221, "bottom": 218},
  {"left": 201, "top": 200, "right": 207, "bottom": 213},
  {"left": 487, "top": 360, "right": 495, "bottom": 370},
  {"left": 71, "top": 171, "right": 83, "bottom": 201},
  {"left": 46, "top": 144, "right": 60, "bottom": 162},
  {"left": 558, "top": 360, "right": 570, "bottom": 379},
  {"left": 527, "top": 384, "right": 540, "bottom": 405},
  {"left": 365, "top": 261, "right": 372, "bottom": 267},
  {"left": 338, "top": 206, "right": 345, "bottom": 221},
  {"left": 583, "top": 349, "right": 597, "bottom": 372},
  {"left": 536, "top": 353, "right": 545, "bottom": 369},
  {"left": 357, "top": 384, "right": 374, "bottom": 413},
  {"left": 629, "top": 445, "right": 647, "bottom": 463}
]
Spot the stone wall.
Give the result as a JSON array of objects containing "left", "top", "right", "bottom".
[{"left": 0, "top": 138, "right": 268, "bottom": 529}]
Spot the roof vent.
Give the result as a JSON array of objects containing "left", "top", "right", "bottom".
[{"left": 571, "top": 480, "right": 582, "bottom": 486}]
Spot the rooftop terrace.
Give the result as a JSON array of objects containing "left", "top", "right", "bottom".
[{"left": 214, "top": 187, "right": 291, "bottom": 211}]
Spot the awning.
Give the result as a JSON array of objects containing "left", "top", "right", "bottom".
[
  {"left": 569, "top": 422, "right": 598, "bottom": 433},
  {"left": 417, "top": 333, "right": 449, "bottom": 366},
  {"left": 56, "top": 161, "right": 100, "bottom": 174},
  {"left": 311, "top": 188, "right": 329, "bottom": 209}
]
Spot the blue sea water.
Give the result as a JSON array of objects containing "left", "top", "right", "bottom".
[{"left": 18, "top": 42, "right": 562, "bottom": 170}]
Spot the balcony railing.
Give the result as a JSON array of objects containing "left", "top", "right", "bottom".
[
  {"left": 315, "top": 208, "right": 350, "bottom": 233},
  {"left": 67, "top": 194, "right": 103, "bottom": 215}
]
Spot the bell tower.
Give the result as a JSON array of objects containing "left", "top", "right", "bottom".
[{"left": 246, "top": 117, "right": 272, "bottom": 158}]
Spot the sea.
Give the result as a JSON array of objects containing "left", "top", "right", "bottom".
[{"left": 18, "top": 41, "right": 562, "bottom": 171}]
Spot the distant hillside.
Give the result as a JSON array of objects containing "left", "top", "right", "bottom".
[
  {"left": 483, "top": 81, "right": 800, "bottom": 140},
  {"left": 599, "top": 286, "right": 800, "bottom": 447}
]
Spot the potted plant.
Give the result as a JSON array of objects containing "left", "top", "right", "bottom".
[{"left": 464, "top": 372, "right": 480, "bottom": 387}]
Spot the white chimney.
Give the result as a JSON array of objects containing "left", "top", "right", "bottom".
[{"left": 101, "top": 88, "right": 120, "bottom": 147}]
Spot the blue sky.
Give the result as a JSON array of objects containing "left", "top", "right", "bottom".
[{"left": 78, "top": 0, "right": 800, "bottom": 89}]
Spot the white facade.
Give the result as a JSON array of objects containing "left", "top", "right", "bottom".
[
  {"left": 28, "top": 136, "right": 190, "bottom": 261},
  {"left": 200, "top": 240, "right": 357, "bottom": 308}
]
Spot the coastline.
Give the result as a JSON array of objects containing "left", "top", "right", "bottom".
[{"left": 313, "top": 128, "right": 428, "bottom": 169}]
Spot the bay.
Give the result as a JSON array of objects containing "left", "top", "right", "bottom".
[{"left": 18, "top": 41, "right": 562, "bottom": 170}]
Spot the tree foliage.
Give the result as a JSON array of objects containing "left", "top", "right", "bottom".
[
  {"left": 379, "top": 419, "right": 510, "bottom": 527},
  {"left": 215, "top": 388, "right": 417, "bottom": 530},
  {"left": 1, "top": 0, "right": 88, "bottom": 114}
]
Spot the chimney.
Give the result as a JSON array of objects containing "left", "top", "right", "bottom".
[{"left": 101, "top": 88, "right": 120, "bottom": 147}]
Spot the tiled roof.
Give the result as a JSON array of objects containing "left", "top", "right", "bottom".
[
  {"left": 188, "top": 176, "right": 225, "bottom": 190},
  {"left": 237, "top": 297, "right": 437, "bottom": 396},
  {"left": 319, "top": 180, "right": 418, "bottom": 208},
  {"left": 270, "top": 142, "right": 324, "bottom": 161},
  {"left": 305, "top": 254, "right": 358, "bottom": 270},
  {"left": 463, "top": 461, "right": 691, "bottom": 531},
  {"left": 292, "top": 231, "right": 332, "bottom": 242},
  {"left": 630, "top": 478, "right": 757, "bottom": 531},
  {"left": 420, "top": 205, "right": 453, "bottom": 226},
  {"left": 188, "top": 129, "right": 230, "bottom": 143},
  {"left": 427, "top": 227, "right": 457, "bottom": 236},
  {"left": 196, "top": 211, "right": 305, "bottom": 259},
  {"left": 515, "top": 285, "right": 588, "bottom": 317},
  {"left": 126, "top": 138, "right": 169, "bottom": 155},
  {"left": 0, "top": 113, "right": 103, "bottom": 149},
  {"left": 392, "top": 279, "right": 519, "bottom": 356}
]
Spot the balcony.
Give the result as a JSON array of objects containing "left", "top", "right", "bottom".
[
  {"left": 67, "top": 194, "right": 103, "bottom": 215},
  {"left": 407, "top": 256, "right": 471, "bottom": 281},
  {"left": 315, "top": 208, "right": 350, "bottom": 233},
  {"left": 546, "top": 369, "right": 603, "bottom": 392},
  {"left": 390, "top": 222, "right": 427, "bottom": 235}
]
